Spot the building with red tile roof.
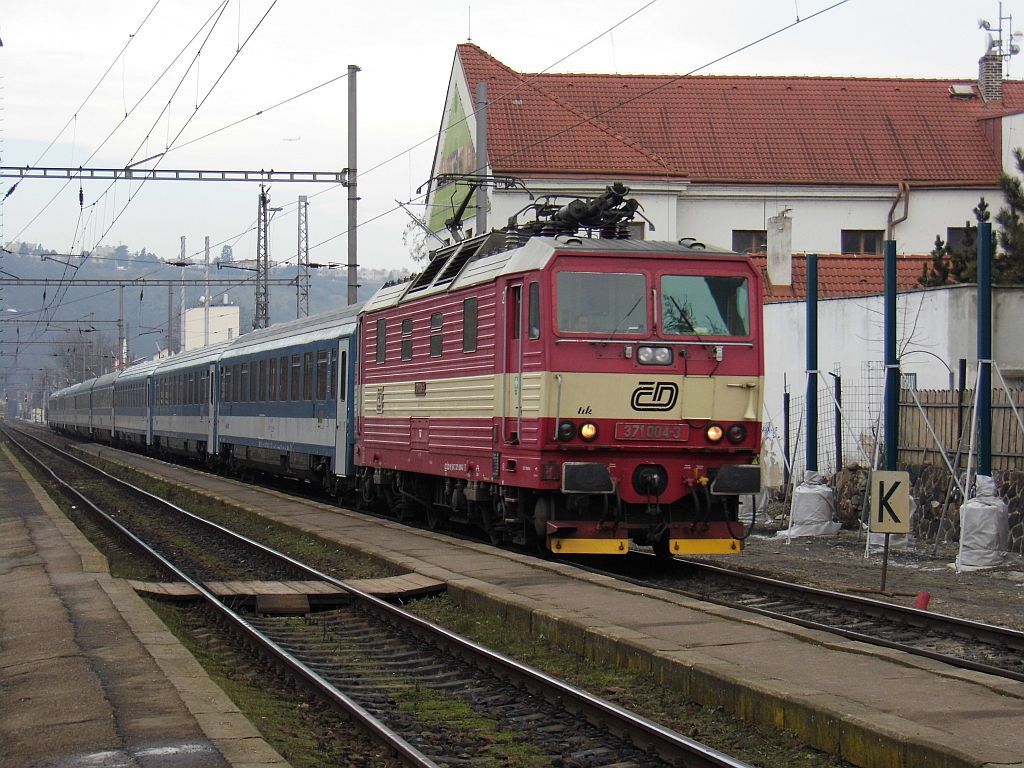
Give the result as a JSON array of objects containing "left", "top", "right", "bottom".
[{"left": 426, "top": 43, "right": 1024, "bottom": 289}]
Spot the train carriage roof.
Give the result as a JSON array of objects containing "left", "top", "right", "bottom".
[
  {"left": 219, "top": 302, "right": 363, "bottom": 362},
  {"left": 153, "top": 341, "right": 232, "bottom": 376},
  {"left": 91, "top": 371, "right": 119, "bottom": 390},
  {"left": 114, "top": 356, "right": 163, "bottom": 384}
]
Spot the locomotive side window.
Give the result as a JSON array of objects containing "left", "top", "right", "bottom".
[
  {"left": 556, "top": 272, "right": 647, "bottom": 334},
  {"left": 528, "top": 282, "right": 541, "bottom": 340},
  {"left": 430, "top": 313, "right": 443, "bottom": 358},
  {"left": 660, "top": 275, "right": 750, "bottom": 337},
  {"left": 401, "top": 319, "right": 413, "bottom": 361},
  {"left": 463, "top": 297, "right": 478, "bottom": 352},
  {"left": 375, "top": 318, "right": 386, "bottom": 363}
]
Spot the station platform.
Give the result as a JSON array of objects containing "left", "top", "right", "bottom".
[{"left": 0, "top": 444, "right": 288, "bottom": 768}]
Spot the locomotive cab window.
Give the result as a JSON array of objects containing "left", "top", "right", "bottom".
[
  {"left": 660, "top": 275, "right": 750, "bottom": 337},
  {"left": 556, "top": 271, "right": 647, "bottom": 334},
  {"left": 528, "top": 282, "right": 541, "bottom": 340}
]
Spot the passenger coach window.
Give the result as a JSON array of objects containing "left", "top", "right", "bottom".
[
  {"left": 463, "top": 297, "right": 478, "bottom": 353},
  {"left": 338, "top": 351, "right": 347, "bottom": 401},
  {"left": 329, "top": 350, "right": 338, "bottom": 398},
  {"left": 430, "top": 313, "right": 443, "bottom": 357},
  {"left": 660, "top": 275, "right": 750, "bottom": 337},
  {"left": 240, "top": 364, "right": 249, "bottom": 402},
  {"left": 401, "top": 319, "right": 413, "bottom": 361},
  {"left": 269, "top": 358, "right": 277, "bottom": 401},
  {"left": 249, "top": 362, "right": 258, "bottom": 402},
  {"left": 303, "top": 352, "right": 314, "bottom": 400},
  {"left": 556, "top": 272, "right": 647, "bottom": 335},
  {"left": 316, "top": 351, "right": 328, "bottom": 400},
  {"left": 290, "top": 354, "right": 301, "bottom": 401},
  {"left": 259, "top": 359, "right": 267, "bottom": 401},
  {"left": 232, "top": 364, "right": 241, "bottom": 402},
  {"left": 375, "top": 318, "right": 386, "bottom": 363},
  {"left": 279, "top": 356, "right": 289, "bottom": 400}
]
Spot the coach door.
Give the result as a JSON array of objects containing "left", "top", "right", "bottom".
[
  {"left": 503, "top": 281, "right": 524, "bottom": 444},
  {"left": 206, "top": 363, "right": 216, "bottom": 453},
  {"left": 333, "top": 342, "right": 350, "bottom": 475}
]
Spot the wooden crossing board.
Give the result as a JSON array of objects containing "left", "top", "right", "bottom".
[{"left": 126, "top": 573, "right": 446, "bottom": 602}]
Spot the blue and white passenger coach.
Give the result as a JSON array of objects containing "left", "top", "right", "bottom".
[
  {"left": 151, "top": 342, "right": 228, "bottom": 461},
  {"left": 215, "top": 305, "right": 359, "bottom": 492}
]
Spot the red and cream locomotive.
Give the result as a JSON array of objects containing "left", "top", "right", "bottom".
[{"left": 355, "top": 184, "right": 764, "bottom": 556}]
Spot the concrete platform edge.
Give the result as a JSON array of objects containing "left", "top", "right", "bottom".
[{"left": 3, "top": 444, "right": 291, "bottom": 768}]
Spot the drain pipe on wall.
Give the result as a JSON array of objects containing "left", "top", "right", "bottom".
[{"left": 886, "top": 181, "right": 910, "bottom": 240}]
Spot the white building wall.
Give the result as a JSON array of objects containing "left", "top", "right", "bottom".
[
  {"left": 762, "top": 285, "right": 1024, "bottom": 474},
  {"left": 676, "top": 186, "right": 999, "bottom": 255},
  {"left": 183, "top": 305, "right": 240, "bottom": 351},
  {"left": 1002, "top": 113, "right": 1024, "bottom": 179}
]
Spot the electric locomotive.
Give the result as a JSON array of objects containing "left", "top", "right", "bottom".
[{"left": 356, "top": 184, "right": 764, "bottom": 556}]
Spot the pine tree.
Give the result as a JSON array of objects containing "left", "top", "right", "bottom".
[
  {"left": 918, "top": 235, "right": 951, "bottom": 287},
  {"left": 996, "top": 148, "right": 1024, "bottom": 283}
]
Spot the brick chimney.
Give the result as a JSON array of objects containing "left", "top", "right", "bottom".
[{"left": 979, "top": 46, "right": 1003, "bottom": 101}]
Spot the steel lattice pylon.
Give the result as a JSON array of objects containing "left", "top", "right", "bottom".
[
  {"left": 254, "top": 186, "right": 270, "bottom": 330},
  {"left": 297, "top": 195, "right": 310, "bottom": 318}
]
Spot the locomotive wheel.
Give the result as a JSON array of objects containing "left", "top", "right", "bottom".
[
  {"left": 532, "top": 496, "right": 554, "bottom": 556},
  {"left": 425, "top": 504, "right": 447, "bottom": 531}
]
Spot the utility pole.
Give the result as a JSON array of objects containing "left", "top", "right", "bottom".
[
  {"left": 255, "top": 185, "right": 270, "bottom": 329},
  {"left": 117, "top": 285, "right": 125, "bottom": 368},
  {"left": 204, "top": 236, "right": 210, "bottom": 348},
  {"left": 166, "top": 283, "right": 174, "bottom": 355},
  {"left": 297, "top": 195, "right": 310, "bottom": 318},
  {"left": 179, "top": 236, "right": 187, "bottom": 352},
  {"left": 347, "top": 64, "right": 359, "bottom": 305}
]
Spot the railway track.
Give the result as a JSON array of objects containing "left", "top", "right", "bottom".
[
  {"left": 2, "top": 424, "right": 753, "bottom": 768},
  {"left": 607, "top": 554, "right": 1024, "bottom": 683}
]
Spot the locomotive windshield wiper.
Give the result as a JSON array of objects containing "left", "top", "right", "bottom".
[
  {"left": 603, "top": 295, "right": 645, "bottom": 341},
  {"left": 668, "top": 296, "right": 697, "bottom": 335}
]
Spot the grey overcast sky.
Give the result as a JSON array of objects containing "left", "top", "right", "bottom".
[{"left": 0, "top": 0, "right": 1017, "bottom": 273}]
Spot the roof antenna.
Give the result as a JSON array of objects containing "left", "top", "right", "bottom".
[{"left": 467, "top": 5, "right": 472, "bottom": 41}]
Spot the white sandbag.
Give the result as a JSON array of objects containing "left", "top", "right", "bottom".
[
  {"left": 956, "top": 475, "right": 1008, "bottom": 571},
  {"left": 780, "top": 471, "right": 841, "bottom": 538}
]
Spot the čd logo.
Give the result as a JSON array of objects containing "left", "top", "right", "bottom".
[{"left": 630, "top": 381, "right": 679, "bottom": 412}]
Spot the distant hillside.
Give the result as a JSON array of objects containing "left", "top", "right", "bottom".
[{"left": 0, "top": 243, "right": 409, "bottom": 390}]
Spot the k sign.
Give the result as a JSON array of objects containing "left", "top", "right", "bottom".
[{"left": 869, "top": 471, "right": 911, "bottom": 534}]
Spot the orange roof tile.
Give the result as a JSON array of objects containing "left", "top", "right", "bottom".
[
  {"left": 458, "top": 44, "right": 1024, "bottom": 186},
  {"left": 749, "top": 253, "right": 934, "bottom": 302}
]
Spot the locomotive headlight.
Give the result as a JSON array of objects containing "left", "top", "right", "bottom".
[
  {"left": 557, "top": 420, "right": 577, "bottom": 441},
  {"left": 637, "top": 346, "right": 673, "bottom": 365},
  {"left": 726, "top": 423, "right": 747, "bottom": 444},
  {"left": 705, "top": 423, "right": 724, "bottom": 443},
  {"left": 579, "top": 422, "right": 599, "bottom": 441}
]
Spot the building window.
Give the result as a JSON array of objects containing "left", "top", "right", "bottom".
[
  {"left": 946, "top": 227, "right": 968, "bottom": 251},
  {"left": 901, "top": 372, "right": 918, "bottom": 390},
  {"left": 430, "top": 313, "right": 443, "bottom": 357},
  {"left": 732, "top": 229, "right": 767, "bottom": 254},
  {"left": 463, "top": 297, "right": 478, "bottom": 352},
  {"left": 375, "top": 318, "right": 386, "bottom": 363},
  {"left": 841, "top": 229, "right": 884, "bottom": 255},
  {"left": 401, "top": 318, "right": 413, "bottom": 361}
]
